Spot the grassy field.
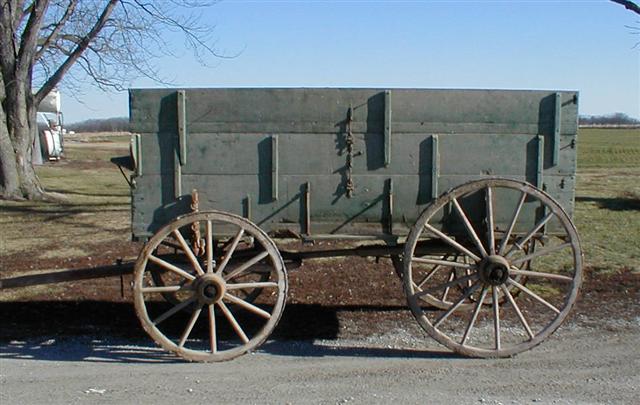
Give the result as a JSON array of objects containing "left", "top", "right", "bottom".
[
  {"left": 0, "top": 137, "right": 131, "bottom": 259},
  {"left": 0, "top": 128, "right": 638, "bottom": 282},
  {"left": 578, "top": 128, "right": 640, "bottom": 168},
  {"left": 575, "top": 128, "right": 640, "bottom": 275}
]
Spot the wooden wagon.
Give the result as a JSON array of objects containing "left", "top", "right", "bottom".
[{"left": 3, "top": 88, "right": 583, "bottom": 361}]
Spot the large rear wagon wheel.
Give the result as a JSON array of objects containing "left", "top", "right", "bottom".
[
  {"left": 403, "top": 178, "right": 582, "bottom": 358},
  {"left": 133, "top": 211, "right": 287, "bottom": 362}
]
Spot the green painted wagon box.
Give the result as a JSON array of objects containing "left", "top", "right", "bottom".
[{"left": 128, "top": 88, "right": 578, "bottom": 240}]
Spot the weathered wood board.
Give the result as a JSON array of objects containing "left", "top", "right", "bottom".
[{"left": 129, "top": 88, "right": 578, "bottom": 240}]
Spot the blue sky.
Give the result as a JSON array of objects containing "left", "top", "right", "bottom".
[{"left": 62, "top": 0, "right": 639, "bottom": 123}]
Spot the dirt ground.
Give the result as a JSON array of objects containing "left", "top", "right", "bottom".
[{"left": 1, "top": 134, "right": 639, "bottom": 403}]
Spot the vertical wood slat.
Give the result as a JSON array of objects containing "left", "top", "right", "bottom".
[
  {"left": 174, "top": 163, "right": 182, "bottom": 198},
  {"left": 384, "top": 90, "right": 392, "bottom": 167},
  {"left": 133, "top": 134, "right": 142, "bottom": 177},
  {"left": 177, "top": 90, "right": 187, "bottom": 165},
  {"left": 386, "top": 178, "right": 394, "bottom": 234},
  {"left": 244, "top": 194, "right": 251, "bottom": 220},
  {"left": 537, "top": 135, "right": 545, "bottom": 188},
  {"left": 431, "top": 134, "right": 440, "bottom": 199},
  {"left": 175, "top": 90, "right": 187, "bottom": 197},
  {"left": 271, "top": 135, "right": 279, "bottom": 201},
  {"left": 553, "top": 92, "right": 561, "bottom": 166},
  {"left": 304, "top": 182, "right": 311, "bottom": 235}
]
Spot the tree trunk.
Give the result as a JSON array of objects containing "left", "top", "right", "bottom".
[
  {"left": 0, "top": 113, "right": 21, "bottom": 199},
  {"left": 0, "top": 81, "right": 46, "bottom": 200}
]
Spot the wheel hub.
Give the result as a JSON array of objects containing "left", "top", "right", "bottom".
[
  {"left": 479, "top": 255, "right": 511, "bottom": 286},
  {"left": 195, "top": 274, "right": 226, "bottom": 304}
]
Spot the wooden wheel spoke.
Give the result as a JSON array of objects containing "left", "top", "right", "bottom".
[
  {"left": 208, "top": 304, "right": 217, "bottom": 353},
  {"left": 153, "top": 296, "right": 197, "bottom": 325},
  {"left": 452, "top": 197, "right": 488, "bottom": 258},
  {"left": 415, "top": 272, "right": 478, "bottom": 298},
  {"left": 226, "top": 282, "right": 278, "bottom": 290},
  {"left": 507, "top": 278, "right": 561, "bottom": 314},
  {"left": 215, "top": 228, "right": 245, "bottom": 275},
  {"left": 424, "top": 224, "right": 482, "bottom": 262},
  {"left": 411, "top": 254, "right": 449, "bottom": 289},
  {"left": 441, "top": 270, "right": 456, "bottom": 302},
  {"left": 206, "top": 220, "right": 213, "bottom": 274},
  {"left": 486, "top": 186, "right": 495, "bottom": 255},
  {"left": 224, "top": 293, "right": 272, "bottom": 319},
  {"left": 172, "top": 229, "right": 204, "bottom": 275},
  {"left": 506, "top": 211, "right": 555, "bottom": 258},
  {"left": 498, "top": 191, "right": 527, "bottom": 255},
  {"left": 510, "top": 242, "right": 572, "bottom": 266},
  {"left": 492, "top": 286, "right": 501, "bottom": 350},
  {"left": 500, "top": 285, "right": 534, "bottom": 339},
  {"left": 178, "top": 306, "right": 202, "bottom": 348},
  {"left": 433, "top": 282, "right": 481, "bottom": 328},
  {"left": 412, "top": 256, "right": 474, "bottom": 270},
  {"left": 148, "top": 255, "right": 196, "bottom": 281},
  {"left": 461, "top": 286, "right": 488, "bottom": 345},
  {"left": 509, "top": 268, "right": 573, "bottom": 282},
  {"left": 224, "top": 251, "right": 270, "bottom": 281},
  {"left": 218, "top": 301, "right": 250, "bottom": 343}
]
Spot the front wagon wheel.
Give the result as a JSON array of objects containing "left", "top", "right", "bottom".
[
  {"left": 133, "top": 211, "right": 287, "bottom": 362},
  {"left": 403, "top": 178, "right": 583, "bottom": 358}
]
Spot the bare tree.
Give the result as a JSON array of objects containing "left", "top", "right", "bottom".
[{"left": 0, "top": 1, "right": 223, "bottom": 200}]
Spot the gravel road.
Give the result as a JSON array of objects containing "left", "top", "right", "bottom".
[{"left": 1, "top": 317, "right": 638, "bottom": 405}]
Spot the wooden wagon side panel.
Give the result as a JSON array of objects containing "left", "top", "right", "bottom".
[{"left": 129, "top": 88, "right": 578, "bottom": 240}]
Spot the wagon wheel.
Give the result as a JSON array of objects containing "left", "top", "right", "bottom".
[
  {"left": 133, "top": 211, "right": 287, "bottom": 362},
  {"left": 403, "top": 178, "right": 582, "bottom": 357},
  {"left": 150, "top": 236, "right": 271, "bottom": 306}
]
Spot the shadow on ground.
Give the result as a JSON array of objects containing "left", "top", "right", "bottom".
[
  {"left": 0, "top": 301, "right": 453, "bottom": 363},
  {"left": 575, "top": 196, "right": 640, "bottom": 211}
]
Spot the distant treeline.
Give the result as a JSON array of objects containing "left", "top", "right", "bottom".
[
  {"left": 66, "top": 113, "right": 639, "bottom": 132},
  {"left": 579, "top": 113, "right": 639, "bottom": 126},
  {"left": 67, "top": 117, "right": 129, "bottom": 132}
]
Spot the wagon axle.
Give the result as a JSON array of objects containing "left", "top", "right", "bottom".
[
  {"left": 478, "top": 256, "right": 511, "bottom": 286},
  {"left": 195, "top": 274, "right": 226, "bottom": 304}
]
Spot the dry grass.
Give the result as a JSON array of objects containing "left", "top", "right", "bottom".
[{"left": 0, "top": 135, "right": 131, "bottom": 260}]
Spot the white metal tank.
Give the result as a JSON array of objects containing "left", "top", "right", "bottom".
[{"left": 38, "top": 88, "right": 61, "bottom": 113}]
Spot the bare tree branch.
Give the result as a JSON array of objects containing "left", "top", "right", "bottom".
[
  {"left": 34, "top": 0, "right": 118, "bottom": 105},
  {"left": 16, "top": 0, "right": 49, "bottom": 73},
  {"left": 34, "top": 0, "right": 77, "bottom": 61},
  {"left": 611, "top": 0, "right": 640, "bottom": 15}
]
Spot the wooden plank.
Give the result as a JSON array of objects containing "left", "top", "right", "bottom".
[
  {"left": 131, "top": 172, "right": 574, "bottom": 238},
  {"left": 129, "top": 88, "right": 578, "bottom": 135},
  {"left": 137, "top": 131, "right": 575, "bottom": 177}
]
